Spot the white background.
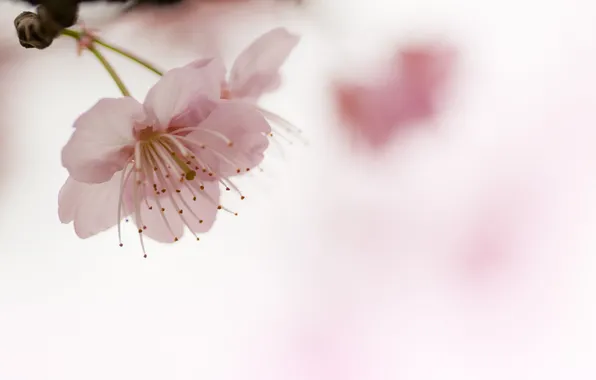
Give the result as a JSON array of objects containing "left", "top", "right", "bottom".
[{"left": 1, "top": 0, "right": 596, "bottom": 379}]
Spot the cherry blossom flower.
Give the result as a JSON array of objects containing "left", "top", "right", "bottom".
[
  {"left": 58, "top": 58, "right": 271, "bottom": 255},
  {"left": 333, "top": 44, "right": 456, "bottom": 149}
]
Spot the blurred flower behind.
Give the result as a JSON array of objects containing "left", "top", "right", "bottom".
[
  {"left": 2, "top": 1, "right": 596, "bottom": 380},
  {"left": 332, "top": 43, "right": 456, "bottom": 151}
]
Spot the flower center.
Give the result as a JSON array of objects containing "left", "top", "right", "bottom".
[{"left": 137, "top": 127, "right": 196, "bottom": 180}]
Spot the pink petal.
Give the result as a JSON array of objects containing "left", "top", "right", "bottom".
[
  {"left": 62, "top": 97, "right": 143, "bottom": 184},
  {"left": 58, "top": 177, "right": 83, "bottom": 224},
  {"left": 228, "top": 27, "right": 300, "bottom": 100},
  {"left": 144, "top": 58, "right": 227, "bottom": 129},
  {"left": 58, "top": 172, "right": 132, "bottom": 239},
  {"left": 186, "top": 101, "right": 271, "bottom": 176},
  {"left": 169, "top": 96, "right": 219, "bottom": 132}
]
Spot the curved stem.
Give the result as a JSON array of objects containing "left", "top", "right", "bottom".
[
  {"left": 61, "top": 28, "right": 164, "bottom": 76},
  {"left": 92, "top": 38, "right": 164, "bottom": 76},
  {"left": 88, "top": 45, "right": 131, "bottom": 97},
  {"left": 60, "top": 29, "right": 131, "bottom": 96}
]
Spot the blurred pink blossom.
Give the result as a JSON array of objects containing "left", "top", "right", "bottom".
[
  {"left": 59, "top": 58, "right": 271, "bottom": 255},
  {"left": 333, "top": 44, "right": 456, "bottom": 149}
]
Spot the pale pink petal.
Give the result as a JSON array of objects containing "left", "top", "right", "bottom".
[
  {"left": 169, "top": 95, "right": 219, "bottom": 132},
  {"left": 228, "top": 27, "right": 300, "bottom": 100},
  {"left": 184, "top": 57, "right": 227, "bottom": 79},
  {"left": 58, "top": 177, "right": 84, "bottom": 224},
  {"left": 186, "top": 101, "right": 271, "bottom": 176},
  {"left": 62, "top": 97, "right": 143, "bottom": 184},
  {"left": 58, "top": 172, "right": 132, "bottom": 239},
  {"left": 144, "top": 58, "right": 227, "bottom": 129}
]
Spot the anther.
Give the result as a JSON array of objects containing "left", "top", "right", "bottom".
[
  {"left": 185, "top": 170, "right": 196, "bottom": 181},
  {"left": 119, "top": 243, "right": 123, "bottom": 247},
  {"left": 174, "top": 237, "right": 179, "bottom": 242},
  {"left": 178, "top": 210, "right": 183, "bottom": 214},
  {"left": 217, "top": 205, "right": 222, "bottom": 210},
  {"left": 192, "top": 196, "right": 197, "bottom": 201},
  {"left": 200, "top": 186, "right": 205, "bottom": 190},
  {"left": 241, "top": 196, "right": 245, "bottom": 200},
  {"left": 161, "top": 208, "right": 165, "bottom": 212},
  {"left": 138, "top": 229, "right": 143, "bottom": 233},
  {"left": 176, "top": 189, "right": 181, "bottom": 193}
]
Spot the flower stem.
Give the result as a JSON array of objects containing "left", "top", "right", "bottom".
[
  {"left": 87, "top": 45, "right": 132, "bottom": 97},
  {"left": 60, "top": 29, "right": 131, "bottom": 97},
  {"left": 61, "top": 28, "right": 164, "bottom": 76},
  {"left": 92, "top": 38, "right": 164, "bottom": 76}
]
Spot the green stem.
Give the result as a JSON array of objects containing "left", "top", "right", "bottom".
[
  {"left": 61, "top": 28, "right": 164, "bottom": 76},
  {"left": 88, "top": 46, "right": 131, "bottom": 97},
  {"left": 60, "top": 29, "right": 131, "bottom": 97},
  {"left": 93, "top": 38, "right": 164, "bottom": 76},
  {"left": 60, "top": 28, "right": 79, "bottom": 39}
]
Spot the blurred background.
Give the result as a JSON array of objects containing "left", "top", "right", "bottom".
[{"left": 2, "top": 0, "right": 596, "bottom": 379}]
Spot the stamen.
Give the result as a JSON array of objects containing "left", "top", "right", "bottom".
[
  {"left": 176, "top": 135, "right": 243, "bottom": 174},
  {"left": 134, "top": 141, "right": 143, "bottom": 170},
  {"left": 258, "top": 107, "right": 304, "bottom": 135},
  {"left": 173, "top": 127, "right": 234, "bottom": 146},
  {"left": 141, "top": 148, "right": 180, "bottom": 242},
  {"left": 117, "top": 160, "right": 134, "bottom": 247},
  {"left": 161, "top": 134, "right": 190, "bottom": 157},
  {"left": 156, "top": 140, "right": 196, "bottom": 180},
  {"left": 132, "top": 169, "right": 148, "bottom": 258},
  {"left": 220, "top": 177, "right": 245, "bottom": 200},
  {"left": 147, "top": 144, "right": 208, "bottom": 237}
]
